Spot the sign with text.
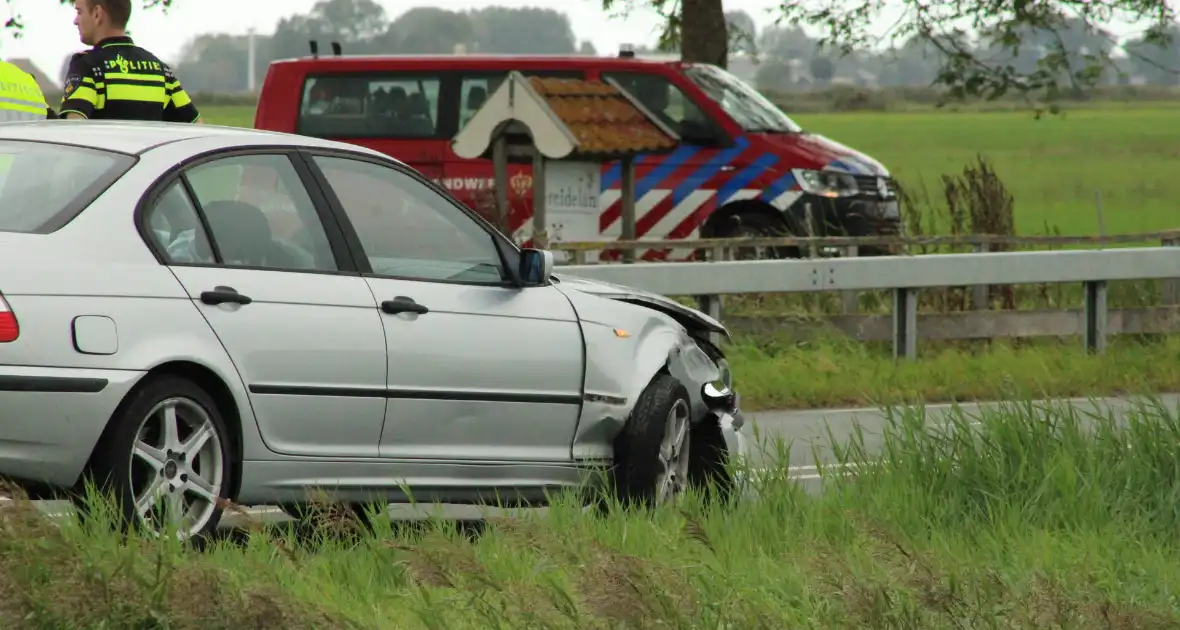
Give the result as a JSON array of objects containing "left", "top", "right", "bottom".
[{"left": 543, "top": 161, "right": 601, "bottom": 262}]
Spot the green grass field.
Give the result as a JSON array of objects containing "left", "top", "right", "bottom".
[
  {"left": 10, "top": 397, "right": 1180, "bottom": 628},
  {"left": 791, "top": 107, "right": 1179, "bottom": 236}
]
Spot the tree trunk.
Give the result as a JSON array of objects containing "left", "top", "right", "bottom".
[{"left": 679, "top": 0, "right": 728, "bottom": 69}]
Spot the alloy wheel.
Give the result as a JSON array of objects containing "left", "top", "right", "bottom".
[
  {"left": 655, "top": 399, "right": 691, "bottom": 504},
  {"left": 129, "top": 396, "right": 225, "bottom": 538}
]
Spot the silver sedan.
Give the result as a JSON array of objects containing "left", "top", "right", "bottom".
[{"left": 0, "top": 120, "right": 746, "bottom": 538}]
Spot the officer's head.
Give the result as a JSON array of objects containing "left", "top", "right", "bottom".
[{"left": 73, "top": 0, "right": 131, "bottom": 45}]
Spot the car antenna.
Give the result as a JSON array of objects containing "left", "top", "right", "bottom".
[
  {"left": 331, "top": 42, "right": 342, "bottom": 56},
  {"left": 309, "top": 40, "right": 319, "bottom": 58}
]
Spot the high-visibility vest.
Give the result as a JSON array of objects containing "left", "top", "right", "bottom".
[{"left": 0, "top": 62, "right": 48, "bottom": 122}]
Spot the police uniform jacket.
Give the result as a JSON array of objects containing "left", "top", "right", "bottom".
[
  {"left": 60, "top": 35, "right": 200, "bottom": 122},
  {"left": 0, "top": 61, "right": 53, "bottom": 120}
]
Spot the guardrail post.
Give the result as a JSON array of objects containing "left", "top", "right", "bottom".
[
  {"left": 841, "top": 245, "right": 859, "bottom": 314},
  {"left": 892, "top": 288, "right": 918, "bottom": 361},
  {"left": 700, "top": 294, "right": 723, "bottom": 347},
  {"left": 971, "top": 242, "right": 989, "bottom": 310},
  {"left": 1162, "top": 238, "right": 1179, "bottom": 306},
  {"left": 695, "top": 246, "right": 727, "bottom": 346},
  {"left": 1083, "top": 280, "right": 1107, "bottom": 354}
]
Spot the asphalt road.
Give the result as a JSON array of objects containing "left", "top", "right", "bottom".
[{"left": 18, "top": 393, "right": 1179, "bottom": 528}]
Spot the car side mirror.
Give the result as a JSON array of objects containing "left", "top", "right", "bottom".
[{"left": 519, "top": 248, "right": 554, "bottom": 286}]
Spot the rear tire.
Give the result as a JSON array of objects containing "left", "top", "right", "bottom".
[
  {"left": 609, "top": 373, "right": 693, "bottom": 508},
  {"left": 277, "top": 500, "right": 383, "bottom": 532},
  {"left": 76, "top": 375, "right": 234, "bottom": 541}
]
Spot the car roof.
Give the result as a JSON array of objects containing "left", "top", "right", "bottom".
[{"left": 0, "top": 120, "right": 390, "bottom": 158}]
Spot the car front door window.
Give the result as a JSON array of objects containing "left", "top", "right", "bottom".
[{"left": 310, "top": 155, "right": 507, "bottom": 284}]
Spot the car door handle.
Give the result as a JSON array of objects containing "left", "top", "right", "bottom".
[
  {"left": 200, "top": 286, "right": 253, "bottom": 306},
  {"left": 381, "top": 296, "right": 429, "bottom": 315}
]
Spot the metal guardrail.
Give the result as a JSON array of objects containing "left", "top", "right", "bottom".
[
  {"left": 557, "top": 246, "right": 1180, "bottom": 360},
  {"left": 548, "top": 230, "right": 1180, "bottom": 264}
]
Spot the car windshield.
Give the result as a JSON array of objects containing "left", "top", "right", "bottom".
[
  {"left": 0, "top": 140, "right": 134, "bottom": 233},
  {"left": 682, "top": 64, "right": 803, "bottom": 134}
]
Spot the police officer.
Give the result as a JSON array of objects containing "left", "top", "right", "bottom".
[
  {"left": 0, "top": 60, "right": 55, "bottom": 120},
  {"left": 60, "top": 0, "right": 201, "bottom": 123}
]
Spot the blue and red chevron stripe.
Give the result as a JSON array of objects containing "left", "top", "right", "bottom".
[{"left": 516, "top": 138, "right": 805, "bottom": 260}]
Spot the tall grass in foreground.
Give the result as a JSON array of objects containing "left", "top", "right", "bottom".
[{"left": 3, "top": 397, "right": 1180, "bottom": 628}]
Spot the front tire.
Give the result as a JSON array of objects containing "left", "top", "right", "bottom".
[
  {"left": 687, "top": 416, "right": 735, "bottom": 505},
  {"left": 78, "top": 375, "right": 233, "bottom": 540},
  {"left": 712, "top": 211, "right": 801, "bottom": 260},
  {"left": 610, "top": 373, "right": 693, "bottom": 508}
]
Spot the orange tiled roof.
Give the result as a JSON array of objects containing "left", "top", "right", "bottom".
[{"left": 529, "top": 77, "right": 677, "bottom": 155}]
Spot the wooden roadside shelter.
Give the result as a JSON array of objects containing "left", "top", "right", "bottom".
[{"left": 451, "top": 71, "right": 679, "bottom": 261}]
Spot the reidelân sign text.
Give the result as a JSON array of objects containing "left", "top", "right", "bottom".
[{"left": 543, "top": 161, "right": 600, "bottom": 214}]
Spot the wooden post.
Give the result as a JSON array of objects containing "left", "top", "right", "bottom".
[
  {"left": 491, "top": 136, "right": 509, "bottom": 237},
  {"left": 804, "top": 202, "right": 818, "bottom": 258},
  {"left": 620, "top": 156, "right": 637, "bottom": 263},
  {"left": 532, "top": 152, "right": 548, "bottom": 249}
]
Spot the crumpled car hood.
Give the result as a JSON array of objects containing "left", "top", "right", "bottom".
[{"left": 552, "top": 273, "right": 729, "bottom": 339}]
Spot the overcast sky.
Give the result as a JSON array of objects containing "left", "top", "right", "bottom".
[
  {"left": 0, "top": 0, "right": 780, "bottom": 78},
  {"left": 0, "top": 0, "right": 1151, "bottom": 83}
]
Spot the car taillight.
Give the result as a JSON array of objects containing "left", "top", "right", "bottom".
[{"left": 0, "top": 294, "right": 18, "bottom": 342}]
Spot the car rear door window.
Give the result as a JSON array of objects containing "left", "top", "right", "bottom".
[
  {"left": 310, "top": 154, "right": 507, "bottom": 285},
  {"left": 143, "top": 181, "right": 216, "bottom": 264},
  {"left": 145, "top": 154, "right": 339, "bottom": 272}
]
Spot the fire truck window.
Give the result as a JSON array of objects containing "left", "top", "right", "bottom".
[
  {"left": 458, "top": 71, "right": 586, "bottom": 130},
  {"left": 601, "top": 72, "right": 715, "bottom": 137},
  {"left": 298, "top": 75, "right": 443, "bottom": 139},
  {"left": 459, "top": 77, "right": 501, "bottom": 129}
]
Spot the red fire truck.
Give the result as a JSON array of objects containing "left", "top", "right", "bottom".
[{"left": 254, "top": 45, "right": 900, "bottom": 259}]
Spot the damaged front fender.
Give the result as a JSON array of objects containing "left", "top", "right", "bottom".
[{"left": 556, "top": 283, "right": 729, "bottom": 462}]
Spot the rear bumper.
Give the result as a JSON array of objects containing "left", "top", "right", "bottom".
[{"left": 0, "top": 365, "right": 144, "bottom": 494}]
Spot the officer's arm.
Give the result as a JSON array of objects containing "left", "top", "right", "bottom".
[
  {"left": 58, "top": 54, "right": 98, "bottom": 120},
  {"left": 162, "top": 65, "right": 201, "bottom": 124}
]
